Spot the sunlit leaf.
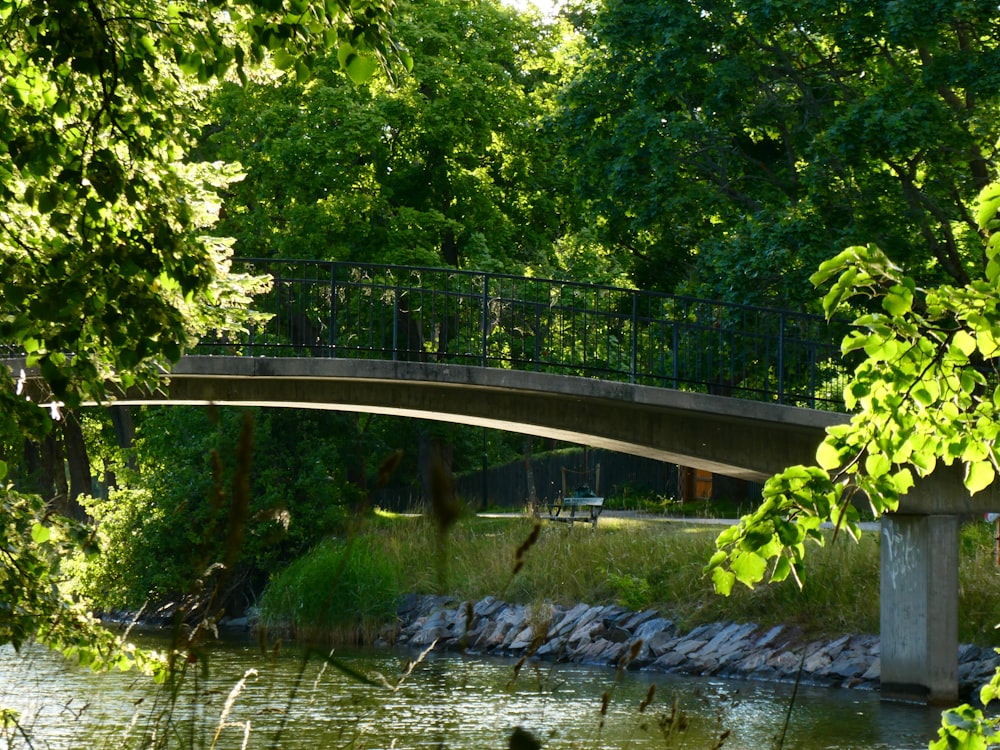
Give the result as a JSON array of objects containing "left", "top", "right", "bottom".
[
  {"left": 711, "top": 566, "right": 736, "bottom": 596},
  {"left": 31, "top": 522, "right": 51, "bottom": 544},
  {"left": 816, "top": 440, "right": 843, "bottom": 470},
  {"left": 730, "top": 549, "right": 767, "bottom": 587},
  {"left": 882, "top": 284, "right": 913, "bottom": 316},
  {"left": 966, "top": 461, "right": 996, "bottom": 495}
]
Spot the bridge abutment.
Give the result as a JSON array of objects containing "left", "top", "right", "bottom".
[{"left": 880, "top": 513, "right": 959, "bottom": 704}]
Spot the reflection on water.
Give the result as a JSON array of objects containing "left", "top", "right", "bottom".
[{"left": 1, "top": 637, "right": 943, "bottom": 750}]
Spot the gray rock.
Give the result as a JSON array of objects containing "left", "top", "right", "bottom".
[
  {"left": 685, "top": 622, "right": 727, "bottom": 641},
  {"left": 481, "top": 621, "right": 514, "bottom": 650},
  {"left": 732, "top": 651, "right": 770, "bottom": 673},
  {"left": 825, "top": 654, "right": 870, "bottom": 679},
  {"left": 391, "top": 594, "right": 984, "bottom": 698},
  {"left": 565, "top": 606, "right": 606, "bottom": 644},
  {"left": 619, "top": 609, "right": 663, "bottom": 632},
  {"left": 600, "top": 605, "right": 631, "bottom": 627},
  {"left": 959, "top": 643, "right": 982, "bottom": 663},
  {"left": 535, "top": 635, "right": 568, "bottom": 658},
  {"left": 410, "top": 625, "right": 452, "bottom": 646},
  {"left": 574, "top": 637, "right": 618, "bottom": 664},
  {"left": 509, "top": 625, "right": 535, "bottom": 651},
  {"left": 861, "top": 657, "right": 880, "bottom": 681},
  {"left": 633, "top": 617, "right": 675, "bottom": 644},
  {"left": 702, "top": 623, "right": 756, "bottom": 663},
  {"left": 673, "top": 638, "right": 707, "bottom": 657},
  {"left": 549, "top": 602, "right": 592, "bottom": 637},
  {"left": 754, "top": 625, "right": 786, "bottom": 650},
  {"left": 821, "top": 634, "right": 852, "bottom": 657},
  {"left": 644, "top": 631, "right": 680, "bottom": 658},
  {"left": 768, "top": 650, "right": 804, "bottom": 676},
  {"left": 803, "top": 651, "right": 831, "bottom": 673},
  {"left": 605, "top": 626, "right": 631, "bottom": 643},
  {"left": 474, "top": 596, "right": 505, "bottom": 619},
  {"left": 651, "top": 651, "right": 688, "bottom": 670}
]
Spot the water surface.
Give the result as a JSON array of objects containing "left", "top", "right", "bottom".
[{"left": 0, "top": 637, "right": 943, "bottom": 750}]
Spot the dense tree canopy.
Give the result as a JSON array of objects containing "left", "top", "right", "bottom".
[
  {"left": 0, "top": 0, "right": 401, "bottom": 413},
  {"left": 556, "top": 0, "right": 1000, "bottom": 306},
  {"left": 202, "top": 0, "right": 563, "bottom": 272}
]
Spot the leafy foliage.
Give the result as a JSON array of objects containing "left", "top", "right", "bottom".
[
  {"left": 0, "top": 0, "right": 402, "bottom": 686},
  {"left": 1, "top": 0, "right": 401, "bottom": 409},
  {"left": 0, "top": 461, "right": 166, "bottom": 678},
  {"left": 708, "top": 181, "right": 1000, "bottom": 594},
  {"left": 77, "top": 407, "right": 363, "bottom": 609},
  {"left": 555, "top": 0, "right": 1000, "bottom": 304},
  {"left": 202, "top": 0, "right": 562, "bottom": 272}
]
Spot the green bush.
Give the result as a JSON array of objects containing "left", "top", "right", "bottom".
[
  {"left": 606, "top": 570, "right": 652, "bottom": 610},
  {"left": 259, "top": 536, "right": 403, "bottom": 643},
  {"left": 77, "top": 488, "right": 191, "bottom": 608}
]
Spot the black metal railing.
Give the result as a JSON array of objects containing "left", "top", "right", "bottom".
[{"left": 194, "top": 259, "right": 850, "bottom": 409}]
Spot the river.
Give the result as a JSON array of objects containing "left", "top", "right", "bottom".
[{"left": 1, "top": 636, "right": 943, "bottom": 750}]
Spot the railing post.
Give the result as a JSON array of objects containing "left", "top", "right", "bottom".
[
  {"left": 247, "top": 259, "right": 256, "bottom": 357},
  {"left": 672, "top": 321, "right": 680, "bottom": 389},
  {"left": 534, "top": 303, "right": 541, "bottom": 372},
  {"left": 777, "top": 312, "right": 785, "bottom": 404},
  {"left": 392, "top": 285, "right": 400, "bottom": 362},
  {"left": 329, "top": 263, "right": 336, "bottom": 357},
  {"left": 481, "top": 273, "right": 489, "bottom": 368},
  {"left": 630, "top": 291, "right": 638, "bottom": 384}
]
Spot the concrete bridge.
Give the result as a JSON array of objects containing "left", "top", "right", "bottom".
[{"left": 7, "top": 258, "right": 998, "bottom": 703}]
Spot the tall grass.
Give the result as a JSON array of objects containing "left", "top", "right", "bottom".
[
  {"left": 258, "top": 536, "right": 402, "bottom": 644},
  {"left": 959, "top": 520, "right": 1000, "bottom": 645},
  {"left": 261, "top": 513, "right": 1000, "bottom": 646}
]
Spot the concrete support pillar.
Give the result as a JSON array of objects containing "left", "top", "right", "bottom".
[{"left": 880, "top": 514, "right": 959, "bottom": 704}]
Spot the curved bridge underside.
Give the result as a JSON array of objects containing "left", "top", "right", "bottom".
[{"left": 120, "top": 356, "right": 843, "bottom": 482}]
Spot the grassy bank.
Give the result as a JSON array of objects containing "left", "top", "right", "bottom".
[{"left": 258, "top": 513, "right": 1000, "bottom": 646}]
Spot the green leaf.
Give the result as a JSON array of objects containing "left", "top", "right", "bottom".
[
  {"left": 977, "top": 328, "right": 1000, "bottom": 358},
  {"left": 882, "top": 284, "right": 913, "bottom": 316},
  {"left": 977, "top": 184, "right": 1000, "bottom": 233},
  {"left": 273, "top": 48, "right": 295, "bottom": 71},
  {"left": 711, "top": 566, "right": 736, "bottom": 596},
  {"left": 864, "top": 452, "right": 891, "bottom": 478},
  {"left": 345, "top": 53, "right": 378, "bottom": 84},
  {"left": 771, "top": 555, "right": 792, "bottom": 583},
  {"left": 815, "top": 440, "right": 843, "bottom": 470},
  {"left": 730, "top": 549, "right": 767, "bottom": 588},
  {"left": 891, "top": 467, "right": 915, "bottom": 494},
  {"left": 966, "top": 461, "right": 996, "bottom": 495},
  {"left": 952, "top": 330, "right": 978, "bottom": 358},
  {"left": 809, "top": 247, "right": 857, "bottom": 288},
  {"left": 31, "top": 522, "right": 51, "bottom": 544}
]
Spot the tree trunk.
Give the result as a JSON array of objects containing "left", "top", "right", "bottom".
[
  {"left": 106, "top": 405, "right": 137, "bottom": 491},
  {"left": 419, "top": 433, "right": 459, "bottom": 529},
  {"left": 522, "top": 436, "right": 538, "bottom": 514},
  {"left": 42, "top": 430, "right": 69, "bottom": 515},
  {"left": 62, "top": 411, "right": 91, "bottom": 519}
]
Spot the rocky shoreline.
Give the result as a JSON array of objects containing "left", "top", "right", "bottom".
[{"left": 382, "top": 594, "right": 999, "bottom": 701}]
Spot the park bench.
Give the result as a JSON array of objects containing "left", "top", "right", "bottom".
[{"left": 539, "top": 484, "right": 604, "bottom": 528}]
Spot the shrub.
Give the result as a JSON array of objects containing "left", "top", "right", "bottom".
[{"left": 258, "top": 536, "right": 403, "bottom": 644}]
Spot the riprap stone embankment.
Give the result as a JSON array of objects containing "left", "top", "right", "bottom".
[{"left": 387, "top": 594, "right": 999, "bottom": 699}]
